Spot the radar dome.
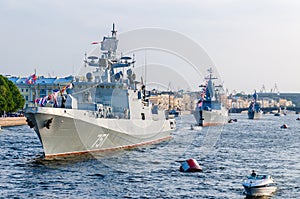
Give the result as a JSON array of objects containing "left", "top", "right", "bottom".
[{"left": 86, "top": 72, "right": 93, "bottom": 82}]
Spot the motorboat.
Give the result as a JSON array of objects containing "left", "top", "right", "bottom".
[{"left": 242, "top": 174, "right": 277, "bottom": 197}]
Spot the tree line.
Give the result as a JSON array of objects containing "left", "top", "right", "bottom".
[{"left": 0, "top": 75, "right": 25, "bottom": 116}]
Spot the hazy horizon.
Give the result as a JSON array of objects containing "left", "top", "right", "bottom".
[{"left": 1, "top": 0, "right": 300, "bottom": 93}]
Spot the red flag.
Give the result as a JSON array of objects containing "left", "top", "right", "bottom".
[
  {"left": 198, "top": 100, "right": 203, "bottom": 108},
  {"left": 25, "top": 73, "right": 36, "bottom": 84},
  {"left": 32, "top": 74, "right": 37, "bottom": 81}
]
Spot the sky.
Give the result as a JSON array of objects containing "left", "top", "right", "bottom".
[{"left": 1, "top": 0, "right": 300, "bottom": 93}]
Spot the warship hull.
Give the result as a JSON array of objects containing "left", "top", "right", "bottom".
[
  {"left": 26, "top": 107, "right": 174, "bottom": 159},
  {"left": 248, "top": 111, "right": 263, "bottom": 119},
  {"left": 193, "top": 109, "right": 229, "bottom": 126}
]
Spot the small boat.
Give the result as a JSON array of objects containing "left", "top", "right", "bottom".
[
  {"left": 274, "top": 112, "right": 281, "bottom": 116},
  {"left": 274, "top": 107, "right": 285, "bottom": 116},
  {"left": 228, "top": 118, "right": 237, "bottom": 123},
  {"left": 189, "top": 124, "right": 202, "bottom": 131},
  {"left": 242, "top": 172, "right": 277, "bottom": 197},
  {"left": 248, "top": 91, "right": 263, "bottom": 119}
]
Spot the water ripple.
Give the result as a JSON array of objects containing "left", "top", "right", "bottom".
[{"left": 0, "top": 114, "right": 299, "bottom": 198}]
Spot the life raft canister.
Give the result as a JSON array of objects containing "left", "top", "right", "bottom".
[{"left": 179, "top": 158, "right": 202, "bottom": 172}]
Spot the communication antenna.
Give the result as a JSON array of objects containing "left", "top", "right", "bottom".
[
  {"left": 144, "top": 50, "right": 147, "bottom": 87},
  {"left": 111, "top": 23, "right": 117, "bottom": 37},
  {"left": 84, "top": 52, "right": 87, "bottom": 67}
]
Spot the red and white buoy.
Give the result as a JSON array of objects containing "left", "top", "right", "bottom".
[
  {"left": 179, "top": 158, "right": 202, "bottom": 172},
  {"left": 280, "top": 124, "right": 288, "bottom": 129}
]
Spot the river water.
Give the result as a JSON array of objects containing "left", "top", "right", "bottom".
[{"left": 0, "top": 113, "right": 299, "bottom": 198}]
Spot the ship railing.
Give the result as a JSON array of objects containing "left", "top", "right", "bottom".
[{"left": 88, "top": 107, "right": 130, "bottom": 119}]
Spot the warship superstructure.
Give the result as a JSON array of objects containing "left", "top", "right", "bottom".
[
  {"left": 193, "top": 68, "right": 229, "bottom": 126},
  {"left": 25, "top": 24, "right": 176, "bottom": 159}
]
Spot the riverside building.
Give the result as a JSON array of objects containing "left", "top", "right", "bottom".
[{"left": 8, "top": 75, "right": 73, "bottom": 108}]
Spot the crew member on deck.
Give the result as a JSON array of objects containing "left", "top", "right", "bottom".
[
  {"left": 251, "top": 170, "right": 256, "bottom": 177},
  {"left": 61, "top": 94, "right": 66, "bottom": 108}
]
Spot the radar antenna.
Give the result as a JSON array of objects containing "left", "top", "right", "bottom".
[
  {"left": 111, "top": 23, "right": 117, "bottom": 37},
  {"left": 84, "top": 52, "right": 88, "bottom": 67}
]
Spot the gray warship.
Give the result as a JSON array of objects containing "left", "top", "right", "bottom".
[
  {"left": 193, "top": 68, "right": 229, "bottom": 126},
  {"left": 25, "top": 24, "right": 176, "bottom": 159},
  {"left": 248, "top": 91, "right": 263, "bottom": 119}
]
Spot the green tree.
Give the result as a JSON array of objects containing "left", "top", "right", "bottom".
[
  {"left": 7, "top": 79, "right": 25, "bottom": 111},
  {"left": 0, "top": 95, "right": 7, "bottom": 115},
  {"left": 0, "top": 75, "right": 25, "bottom": 114},
  {"left": 0, "top": 76, "right": 10, "bottom": 114}
]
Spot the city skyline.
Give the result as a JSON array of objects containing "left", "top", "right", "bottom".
[{"left": 1, "top": 1, "right": 300, "bottom": 93}]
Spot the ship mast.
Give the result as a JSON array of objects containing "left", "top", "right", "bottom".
[
  {"left": 111, "top": 23, "right": 117, "bottom": 37},
  {"left": 205, "top": 67, "right": 217, "bottom": 81},
  {"left": 99, "top": 23, "right": 119, "bottom": 82}
]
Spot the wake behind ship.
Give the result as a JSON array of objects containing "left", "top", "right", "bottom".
[
  {"left": 193, "top": 68, "right": 229, "bottom": 126},
  {"left": 25, "top": 25, "right": 176, "bottom": 159}
]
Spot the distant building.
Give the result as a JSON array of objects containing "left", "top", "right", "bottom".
[
  {"left": 227, "top": 92, "right": 296, "bottom": 109},
  {"left": 8, "top": 75, "right": 73, "bottom": 108},
  {"left": 278, "top": 98, "right": 293, "bottom": 107},
  {"left": 148, "top": 90, "right": 198, "bottom": 113}
]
